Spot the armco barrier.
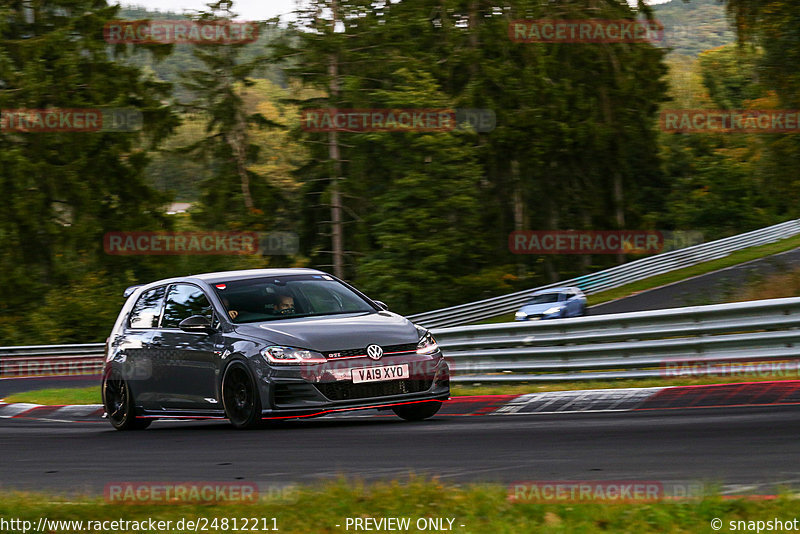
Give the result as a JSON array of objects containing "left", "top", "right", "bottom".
[
  {"left": 433, "top": 297, "right": 800, "bottom": 382},
  {"left": 0, "top": 343, "right": 105, "bottom": 378},
  {"left": 408, "top": 219, "right": 800, "bottom": 328},
  {"left": 2, "top": 298, "right": 800, "bottom": 384}
]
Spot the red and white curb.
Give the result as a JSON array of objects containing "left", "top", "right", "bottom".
[
  {"left": 0, "top": 402, "right": 104, "bottom": 422},
  {"left": 3, "top": 380, "right": 800, "bottom": 423},
  {"left": 494, "top": 387, "right": 664, "bottom": 415},
  {"left": 494, "top": 380, "right": 800, "bottom": 416}
]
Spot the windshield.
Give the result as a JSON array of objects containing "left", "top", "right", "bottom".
[
  {"left": 526, "top": 294, "right": 561, "bottom": 305},
  {"left": 212, "top": 274, "right": 376, "bottom": 323}
]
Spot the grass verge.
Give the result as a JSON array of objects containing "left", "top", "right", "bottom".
[
  {"left": 3, "top": 386, "right": 101, "bottom": 405},
  {"left": 7, "top": 373, "right": 800, "bottom": 406},
  {"left": 585, "top": 233, "right": 800, "bottom": 307},
  {"left": 450, "top": 374, "right": 800, "bottom": 396},
  {"left": 0, "top": 479, "right": 796, "bottom": 534}
]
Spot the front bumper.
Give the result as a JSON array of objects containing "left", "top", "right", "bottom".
[{"left": 256, "top": 352, "right": 450, "bottom": 419}]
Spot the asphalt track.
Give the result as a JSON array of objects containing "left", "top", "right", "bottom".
[
  {"left": 2, "top": 405, "right": 800, "bottom": 496},
  {"left": 591, "top": 246, "right": 800, "bottom": 314},
  {"left": 4, "top": 250, "right": 800, "bottom": 496}
]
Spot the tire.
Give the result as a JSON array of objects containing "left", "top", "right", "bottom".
[
  {"left": 102, "top": 374, "right": 151, "bottom": 430},
  {"left": 222, "top": 361, "right": 263, "bottom": 429},
  {"left": 392, "top": 401, "right": 442, "bottom": 421}
]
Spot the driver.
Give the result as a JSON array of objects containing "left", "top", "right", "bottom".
[{"left": 275, "top": 294, "right": 295, "bottom": 315}]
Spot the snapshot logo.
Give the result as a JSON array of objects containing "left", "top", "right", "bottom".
[
  {"left": 0, "top": 108, "right": 142, "bottom": 132},
  {"left": 509, "top": 19, "right": 664, "bottom": 43},
  {"left": 104, "top": 482, "right": 258, "bottom": 505},
  {"left": 300, "top": 108, "right": 496, "bottom": 133},
  {"left": 508, "top": 481, "right": 704, "bottom": 503},
  {"left": 103, "top": 231, "right": 298, "bottom": 256},
  {"left": 661, "top": 110, "right": 800, "bottom": 134},
  {"left": 104, "top": 20, "right": 259, "bottom": 45},
  {"left": 510, "top": 230, "right": 663, "bottom": 255},
  {"left": 661, "top": 357, "right": 800, "bottom": 378}
]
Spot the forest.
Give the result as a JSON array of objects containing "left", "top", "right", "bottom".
[{"left": 1, "top": 0, "right": 798, "bottom": 343}]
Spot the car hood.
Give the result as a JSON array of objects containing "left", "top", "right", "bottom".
[
  {"left": 519, "top": 302, "right": 564, "bottom": 315},
  {"left": 232, "top": 311, "right": 421, "bottom": 351}
]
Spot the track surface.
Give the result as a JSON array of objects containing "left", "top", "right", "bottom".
[
  {"left": 590, "top": 246, "right": 800, "bottom": 314},
  {"left": 2, "top": 405, "right": 800, "bottom": 495}
]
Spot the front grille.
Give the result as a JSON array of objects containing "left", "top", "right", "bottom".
[
  {"left": 325, "top": 348, "right": 365, "bottom": 358},
  {"left": 383, "top": 342, "right": 417, "bottom": 354},
  {"left": 315, "top": 379, "right": 432, "bottom": 401},
  {"left": 324, "top": 342, "right": 417, "bottom": 359}
]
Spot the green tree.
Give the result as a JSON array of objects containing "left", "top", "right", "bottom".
[
  {"left": 0, "top": 0, "right": 177, "bottom": 342},
  {"left": 179, "top": 1, "right": 280, "bottom": 231}
]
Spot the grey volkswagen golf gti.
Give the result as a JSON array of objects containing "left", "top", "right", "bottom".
[{"left": 102, "top": 268, "right": 450, "bottom": 430}]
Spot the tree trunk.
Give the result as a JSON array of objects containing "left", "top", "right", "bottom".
[
  {"left": 511, "top": 159, "right": 525, "bottom": 277},
  {"left": 328, "top": 0, "right": 344, "bottom": 278}
]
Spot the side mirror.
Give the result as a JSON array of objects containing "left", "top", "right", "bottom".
[
  {"left": 123, "top": 284, "right": 142, "bottom": 298},
  {"left": 179, "top": 315, "right": 216, "bottom": 334},
  {"left": 374, "top": 300, "right": 389, "bottom": 311}
]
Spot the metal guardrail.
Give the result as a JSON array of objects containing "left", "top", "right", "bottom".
[
  {"left": 2, "top": 298, "right": 799, "bottom": 385},
  {"left": 3, "top": 215, "right": 800, "bottom": 385},
  {"left": 0, "top": 343, "right": 105, "bottom": 378},
  {"left": 433, "top": 297, "right": 800, "bottom": 382},
  {"left": 408, "top": 219, "right": 800, "bottom": 328}
]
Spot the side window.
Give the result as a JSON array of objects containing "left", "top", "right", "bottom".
[
  {"left": 161, "top": 284, "right": 213, "bottom": 329},
  {"left": 129, "top": 287, "right": 166, "bottom": 329}
]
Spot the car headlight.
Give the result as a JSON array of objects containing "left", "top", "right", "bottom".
[
  {"left": 515, "top": 311, "right": 527, "bottom": 319},
  {"left": 543, "top": 306, "right": 563, "bottom": 316},
  {"left": 416, "top": 331, "right": 439, "bottom": 355},
  {"left": 262, "top": 346, "right": 327, "bottom": 365}
]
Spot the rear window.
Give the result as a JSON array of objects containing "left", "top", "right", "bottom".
[
  {"left": 129, "top": 286, "right": 166, "bottom": 328},
  {"left": 213, "top": 275, "right": 375, "bottom": 323}
]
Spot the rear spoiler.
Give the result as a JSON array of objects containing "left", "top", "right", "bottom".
[{"left": 123, "top": 284, "right": 142, "bottom": 298}]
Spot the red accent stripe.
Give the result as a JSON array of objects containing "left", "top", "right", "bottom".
[
  {"left": 639, "top": 380, "right": 800, "bottom": 410},
  {"left": 261, "top": 399, "right": 445, "bottom": 420},
  {"left": 325, "top": 350, "right": 415, "bottom": 361}
]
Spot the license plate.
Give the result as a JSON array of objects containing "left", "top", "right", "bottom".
[{"left": 351, "top": 364, "right": 409, "bottom": 384}]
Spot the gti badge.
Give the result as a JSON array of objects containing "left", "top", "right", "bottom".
[{"left": 366, "top": 344, "right": 384, "bottom": 360}]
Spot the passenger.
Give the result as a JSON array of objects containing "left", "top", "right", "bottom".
[{"left": 220, "top": 296, "right": 239, "bottom": 320}]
